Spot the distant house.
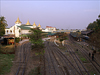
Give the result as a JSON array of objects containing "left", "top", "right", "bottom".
[{"left": 42, "top": 26, "right": 56, "bottom": 32}]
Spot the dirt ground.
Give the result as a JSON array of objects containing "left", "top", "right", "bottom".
[{"left": 6, "top": 42, "right": 43, "bottom": 75}]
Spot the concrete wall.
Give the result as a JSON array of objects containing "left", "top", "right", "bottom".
[{"left": 21, "top": 30, "right": 30, "bottom": 34}]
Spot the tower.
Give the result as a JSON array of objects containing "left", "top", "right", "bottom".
[
  {"left": 26, "top": 20, "right": 31, "bottom": 25},
  {"left": 15, "top": 17, "right": 22, "bottom": 26},
  {"left": 33, "top": 22, "right": 37, "bottom": 28},
  {"left": 38, "top": 23, "right": 41, "bottom": 28}
]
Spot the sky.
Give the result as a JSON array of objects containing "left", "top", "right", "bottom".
[{"left": 0, "top": 0, "right": 100, "bottom": 30}]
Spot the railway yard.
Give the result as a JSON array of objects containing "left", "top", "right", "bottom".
[{"left": 6, "top": 35, "right": 100, "bottom": 75}]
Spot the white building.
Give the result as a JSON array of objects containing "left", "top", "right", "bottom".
[
  {"left": 5, "top": 17, "right": 57, "bottom": 37},
  {"left": 5, "top": 17, "right": 42, "bottom": 37},
  {"left": 42, "top": 26, "right": 56, "bottom": 32}
]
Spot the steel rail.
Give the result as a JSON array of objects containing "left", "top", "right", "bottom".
[
  {"left": 15, "top": 42, "right": 30, "bottom": 75},
  {"left": 66, "top": 44, "right": 90, "bottom": 75},
  {"left": 69, "top": 34, "right": 100, "bottom": 74},
  {"left": 46, "top": 42, "right": 58, "bottom": 75},
  {"left": 52, "top": 41, "right": 81, "bottom": 75}
]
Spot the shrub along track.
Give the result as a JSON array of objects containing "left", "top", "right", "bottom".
[
  {"left": 44, "top": 41, "right": 82, "bottom": 75},
  {"left": 69, "top": 34, "right": 100, "bottom": 75}
]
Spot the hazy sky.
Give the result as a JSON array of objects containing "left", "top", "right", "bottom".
[{"left": 0, "top": 0, "right": 100, "bottom": 30}]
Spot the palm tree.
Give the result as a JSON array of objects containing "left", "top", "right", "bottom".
[{"left": 0, "top": 16, "right": 8, "bottom": 36}]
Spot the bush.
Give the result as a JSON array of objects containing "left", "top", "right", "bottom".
[
  {"left": 15, "top": 37, "right": 20, "bottom": 43},
  {"left": 29, "top": 28, "right": 44, "bottom": 49},
  {"left": 59, "top": 38, "right": 64, "bottom": 42}
]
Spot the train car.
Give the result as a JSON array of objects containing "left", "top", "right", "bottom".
[{"left": 83, "top": 35, "right": 89, "bottom": 40}]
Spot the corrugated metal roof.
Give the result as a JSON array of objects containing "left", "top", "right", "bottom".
[
  {"left": 81, "top": 30, "right": 93, "bottom": 35},
  {"left": 47, "top": 32, "right": 56, "bottom": 36}
]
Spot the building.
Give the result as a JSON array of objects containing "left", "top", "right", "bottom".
[
  {"left": 42, "top": 26, "right": 56, "bottom": 32},
  {"left": 5, "top": 17, "right": 57, "bottom": 38},
  {"left": 5, "top": 17, "right": 42, "bottom": 37}
]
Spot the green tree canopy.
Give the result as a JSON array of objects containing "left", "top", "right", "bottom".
[
  {"left": 87, "top": 15, "right": 100, "bottom": 49},
  {"left": 95, "top": 15, "right": 100, "bottom": 32},
  {"left": 29, "top": 27, "right": 44, "bottom": 48},
  {"left": 56, "top": 32, "right": 68, "bottom": 42},
  {"left": 87, "top": 21, "right": 97, "bottom": 30},
  {"left": 0, "top": 16, "right": 8, "bottom": 36},
  {"left": 87, "top": 15, "right": 100, "bottom": 32}
]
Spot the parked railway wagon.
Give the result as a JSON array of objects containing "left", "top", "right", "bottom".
[
  {"left": 70, "top": 32, "right": 83, "bottom": 41},
  {"left": 83, "top": 35, "right": 89, "bottom": 40}
]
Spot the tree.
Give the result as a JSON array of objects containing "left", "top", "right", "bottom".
[
  {"left": 29, "top": 28, "right": 45, "bottom": 74},
  {"left": 29, "top": 27, "right": 44, "bottom": 49},
  {"left": 87, "top": 22, "right": 97, "bottom": 30},
  {"left": 0, "top": 16, "right": 8, "bottom": 36},
  {"left": 56, "top": 32, "right": 68, "bottom": 42},
  {"left": 87, "top": 15, "right": 100, "bottom": 49},
  {"left": 56, "top": 29, "right": 59, "bottom": 30},
  {"left": 87, "top": 15, "right": 100, "bottom": 31},
  {"left": 95, "top": 15, "right": 100, "bottom": 32}
]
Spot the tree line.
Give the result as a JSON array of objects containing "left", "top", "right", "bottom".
[
  {"left": 87, "top": 15, "right": 100, "bottom": 49},
  {"left": 0, "top": 16, "right": 8, "bottom": 36},
  {"left": 87, "top": 15, "right": 100, "bottom": 32}
]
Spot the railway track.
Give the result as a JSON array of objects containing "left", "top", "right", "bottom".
[
  {"left": 15, "top": 42, "right": 31, "bottom": 75},
  {"left": 45, "top": 41, "right": 82, "bottom": 75},
  {"left": 65, "top": 44, "right": 90, "bottom": 75},
  {"left": 69, "top": 34, "right": 100, "bottom": 75},
  {"left": 51, "top": 43, "right": 80, "bottom": 75},
  {"left": 48, "top": 42, "right": 67, "bottom": 75},
  {"left": 45, "top": 42, "right": 61, "bottom": 75},
  {"left": 76, "top": 42, "right": 100, "bottom": 67}
]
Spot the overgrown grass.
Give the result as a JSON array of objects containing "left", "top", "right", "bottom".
[
  {"left": 0, "top": 45, "right": 15, "bottom": 54},
  {"left": 28, "top": 67, "right": 42, "bottom": 75},
  {"left": 80, "top": 57, "right": 87, "bottom": 63},
  {"left": 0, "top": 54, "right": 15, "bottom": 74}
]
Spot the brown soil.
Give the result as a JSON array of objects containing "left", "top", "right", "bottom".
[
  {"left": 25, "top": 49, "right": 44, "bottom": 75},
  {"left": 5, "top": 42, "right": 44, "bottom": 75}
]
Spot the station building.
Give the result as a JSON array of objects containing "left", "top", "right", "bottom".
[{"left": 5, "top": 17, "right": 42, "bottom": 37}]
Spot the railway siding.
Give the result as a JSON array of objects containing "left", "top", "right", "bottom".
[{"left": 69, "top": 35, "right": 100, "bottom": 75}]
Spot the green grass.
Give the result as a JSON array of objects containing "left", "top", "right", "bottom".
[
  {"left": 28, "top": 67, "right": 42, "bottom": 75},
  {"left": 0, "top": 54, "right": 15, "bottom": 74},
  {"left": 90, "top": 72, "right": 97, "bottom": 75},
  {"left": 80, "top": 57, "right": 87, "bottom": 63}
]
